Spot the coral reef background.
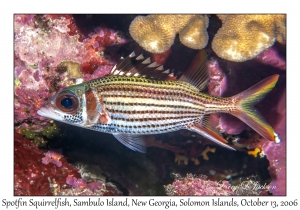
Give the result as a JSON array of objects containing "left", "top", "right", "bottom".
[{"left": 14, "top": 14, "right": 286, "bottom": 195}]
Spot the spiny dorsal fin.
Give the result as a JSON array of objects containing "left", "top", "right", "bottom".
[
  {"left": 179, "top": 49, "right": 209, "bottom": 91},
  {"left": 110, "top": 52, "right": 176, "bottom": 80}
]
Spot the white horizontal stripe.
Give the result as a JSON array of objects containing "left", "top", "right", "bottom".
[
  {"left": 106, "top": 104, "right": 202, "bottom": 113},
  {"left": 104, "top": 97, "right": 202, "bottom": 110},
  {"left": 111, "top": 116, "right": 197, "bottom": 128}
]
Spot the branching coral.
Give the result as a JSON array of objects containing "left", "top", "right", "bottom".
[
  {"left": 129, "top": 14, "right": 209, "bottom": 53},
  {"left": 212, "top": 14, "right": 286, "bottom": 62}
]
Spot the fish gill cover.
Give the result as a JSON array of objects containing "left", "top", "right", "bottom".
[{"left": 14, "top": 14, "right": 286, "bottom": 196}]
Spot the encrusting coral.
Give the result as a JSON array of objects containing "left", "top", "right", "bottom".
[
  {"left": 212, "top": 14, "right": 286, "bottom": 62},
  {"left": 129, "top": 14, "right": 209, "bottom": 53}
]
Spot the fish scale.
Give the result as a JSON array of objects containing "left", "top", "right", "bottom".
[{"left": 85, "top": 75, "right": 231, "bottom": 134}]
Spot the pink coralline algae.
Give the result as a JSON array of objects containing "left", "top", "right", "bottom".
[
  {"left": 66, "top": 175, "right": 105, "bottom": 192},
  {"left": 14, "top": 14, "right": 127, "bottom": 132},
  {"left": 207, "top": 58, "right": 227, "bottom": 97},
  {"left": 83, "top": 64, "right": 113, "bottom": 81},
  {"left": 66, "top": 175, "right": 86, "bottom": 188},
  {"left": 262, "top": 89, "right": 286, "bottom": 195},
  {"left": 14, "top": 132, "right": 81, "bottom": 195},
  {"left": 59, "top": 175, "right": 122, "bottom": 196},
  {"left": 42, "top": 150, "right": 63, "bottom": 167},
  {"left": 165, "top": 174, "right": 270, "bottom": 196},
  {"left": 14, "top": 132, "right": 123, "bottom": 196},
  {"left": 165, "top": 174, "right": 235, "bottom": 196}
]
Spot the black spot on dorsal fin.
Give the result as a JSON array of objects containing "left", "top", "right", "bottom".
[{"left": 110, "top": 52, "right": 177, "bottom": 80}]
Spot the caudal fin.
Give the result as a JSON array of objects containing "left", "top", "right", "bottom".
[{"left": 231, "top": 74, "right": 280, "bottom": 142}]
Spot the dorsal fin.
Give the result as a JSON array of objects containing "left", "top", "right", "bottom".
[
  {"left": 179, "top": 49, "right": 209, "bottom": 91},
  {"left": 110, "top": 52, "right": 177, "bottom": 80}
]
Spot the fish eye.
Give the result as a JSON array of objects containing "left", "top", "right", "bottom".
[
  {"left": 56, "top": 91, "right": 79, "bottom": 113},
  {"left": 61, "top": 98, "right": 73, "bottom": 109}
]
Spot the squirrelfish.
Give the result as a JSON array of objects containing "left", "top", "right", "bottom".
[{"left": 37, "top": 51, "right": 280, "bottom": 152}]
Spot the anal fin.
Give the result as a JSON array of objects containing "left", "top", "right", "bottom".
[
  {"left": 113, "top": 134, "right": 147, "bottom": 153},
  {"left": 189, "top": 122, "right": 236, "bottom": 151}
]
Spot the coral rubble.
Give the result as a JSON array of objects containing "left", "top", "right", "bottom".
[
  {"left": 129, "top": 14, "right": 209, "bottom": 53},
  {"left": 212, "top": 14, "right": 286, "bottom": 62}
]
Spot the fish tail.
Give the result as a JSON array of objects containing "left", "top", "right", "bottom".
[{"left": 231, "top": 74, "right": 280, "bottom": 142}]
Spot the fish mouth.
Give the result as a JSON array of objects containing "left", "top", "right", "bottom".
[
  {"left": 37, "top": 109, "right": 47, "bottom": 117},
  {"left": 37, "top": 107, "right": 63, "bottom": 121}
]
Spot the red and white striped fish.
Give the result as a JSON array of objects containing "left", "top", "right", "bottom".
[{"left": 37, "top": 51, "right": 280, "bottom": 153}]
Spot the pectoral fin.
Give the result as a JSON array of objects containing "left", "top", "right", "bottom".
[
  {"left": 113, "top": 134, "right": 147, "bottom": 153},
  {"left": 189, "top": 124, "right": 236, "bottom": 151}
]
